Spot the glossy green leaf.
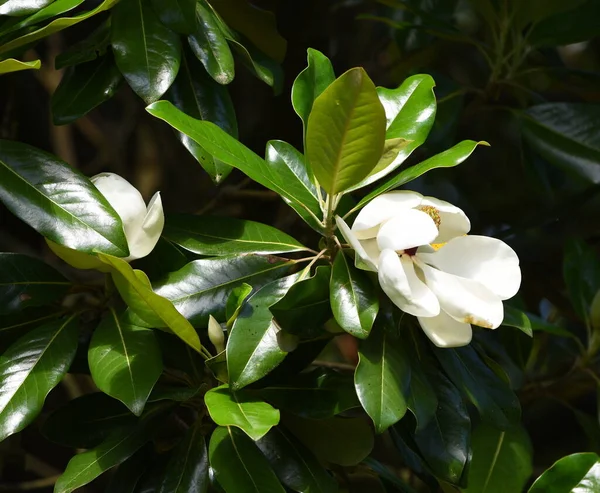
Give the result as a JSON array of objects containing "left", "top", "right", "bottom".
[
  {"left": 258, "top": 368, "right": 360, "bottom": 419},
  {"left": 563, "top": 238, "right": 600, "bottom": 322},
  {"left": 226, "top": 283, "right": 252, "bottom": 324},
  {"left": 0, "top": 0, "right": 53, "bottom": 16},
  {"left": 330, "top": 251, "right": 378, "bottom": 339},
  {"left": 305, "top": 67, "right": 386, "bottom": 195},
  {"left": 348, "top": 74, "right": 437, "bottom": 191},
  {"left": 529, "top": 0, "right": 600, "bottom": 46},
  {"left": 434, "top": 345, "right": 520, "bottom": 430},
  {"left": 0, "top": 0, "right": 84, "bottom": 38},
  {"left": 209, "top": 426, "right": 285, "bottom": 493},
  {"left": 0, "top": 253, "right": 70, "bottom": 315},
  {"left": 158, "top": 421, "right": 208, "bottom": 493},
  {"left": 0, "top": 316, "right": 78, "bottom": 441},
  {"left": 134, "top": 237, "right": 189, "bottom": 281},
  {"left": 464, "top": 423, "right": 532, "bottom": 493},
  {"left": 522, "top": 103, "right": 600, "bottom": 184},
  {"left": 55, "top": 404, "right": 171, "bottom": 493},
  {"left": 0, "top": 140, "right": 129, "bottom": 256},
  {"left": 227, "top": 273, "right": 300, "bottom": 390},
  {"left": 54, "top": 18, "right": 110, "bottom": 69},
  {"left": 0, "top": 58, "right": 40, "bottom": 74},
  {"left": 146, "top": 102, "right": 323, "bottom": 230},
  {"left": 42, "top": 392, "right": 136, "bottom": 448},
  {"left": 188, "top": 0, "right": 235, "bottom": 84},
  {"left": 349, "top": 140, "right": 487, "bottom": 216},
  {"left": 0, "top": 0, "right": 119, "bottom": 57},
  {"left": 151, "top": 0, "right": 197, "bottom": 34},
  {"left": 106, "top": 447, "right": 152, "bottom": 493},
  {"left": 164, "top": 215, "right": 308, "bottom": 256},
  {"left": 52, "top": 53, "right": 123, "bottom": 125},
  {"left": 283, "top": 414, "right": 374, "bottom": 467},
  {"left": 153, "top": 255, "right": 293, "bottom": 327},
  {"left": 167, "top": 47, "right": 237, "bottom": 183},
  {"left": 502, "top": 305, "right": 533, "bottom": 337},
  {"left": 256, "top": 427, "right": 338, "bottom": 493},
  {"left": 412, "top": 373, "right": 469, "bottom": 485},
  {"left": 270, "top": 266, "right": 332, "bottom": 339},
  {"left": 89, "top": 309, "right": 163, "bottom": 416},
  {"left": 291, "top": 47, "right": 335, "bottom": 131},
  {"left": 98, "top": 253, "right": 202, "bottom": 353},
  {"left": 111, "top": 0, "right": 181, "bottom": 103},
  {"left": 529, "top": 453, "right": 600, "bottom": 493},
  {"left": 404, "top": 334, "right": 438, "bottom": 431},
  {"left": 0, "top": 309, "right": 64, "bottom": 351},
  {"left": 205, "top": 385, "right": 279, "bottom": 440},
  {"left": 355, "top": 318, "right": 410, "bottom": 433}
]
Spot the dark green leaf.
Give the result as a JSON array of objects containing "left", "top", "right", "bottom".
[
  {"left": 0, "top": 253, "right": 70, "bottom": 315},
  {"left": 111, "top": 0, "right": 181, "bottom": 103},
  {"left": 0, "top": 0, "right": 53, "bottom": 16},
  {"left": 164, "top": 215, "right": 308, "bottom": 256},
  {"left": 205, "top": 384, "right": 279, "bottom": 440},
  {"left": 528, "top": 453, "right": 600, "bottom": 493},
  {"left": 54, "top": 18, "right": 110, "bottom": 69},
  {"left": 283, "top": 414, "right": 374, "bottom": 467},
  {"left": 0, "top": 58, "right": 40, "bottom": 74},
  {"left": 330, "top": 251, "right": 378, "bottom": 339},
  {"left": 256, "top": 427, "right": 338, "bottom": 493},
  {"left": 349, "top": 140, "right": 487, "bottom": 216},
  {"left": 0, "top": 316, "right": 78, "bottom": 441},
  {"left": 502, "top": 305, "right": 533, "bottom": 337},
  {"left": 206, "top": 349, "right": 228, "bottom": 383},
  {"left": 434, "top": 345, "right": 521, "bottom": 429},
  {"left": 188, "top": 0, "right": 235, "bottom": 84},
  {"left": 291, "top": 48, "right": 335, "bottom": 132},
  {"left": 209, "top": 426, "right": 285, "bottom": 493},
  {"left": 0, "top": 0, "right": 85, "bottom": 38},
  {"left": 52, "top": 53, "right": 123, "bottom": 125},
  {"left": 270, "top": 266, "right": 331, "bottom": 339},
  {"left": 158, "top": 421, "right": 208, "bottom": 493},
  {"left": 227, "top": 273, "right": 300, "bottom": 390},
  {"left": 306, "top": 68, "right": 386, "bottom": 195},
  {"left": 563, "top": 238, "right": 600, "bottom": 322},
  {"left": 89, "top": 309, "right": 163, "bottom": 416},
  {"left": 106, "top": 447, "right": 152, "bottom": 493},
  {"left": 154, "top": 254, "right": 292, "bottom": 328},
  {"left": 348, "top": 74, "right": 437, "bottom": 190},
  {"left": 151, "top": 0, "right": 197, "bottom": 34},
  {"left": 529, "top": 0, "right": 600, "bottom": 46},
  {"left": 464, "top": 423, "right": 532, "bottom": 493},
  {"left": 42, "top": 393, "right": 136, "bottom": 448},
  {"left": 355, "top": 318, "right": 410, "bottom": 433},
  {"left": 226, "top": 283, "right": 252, "bottom": 324},
  {"left": 133, "top": 238, "right": 189, "bottom": 281},
  {"left": 167, "top": 47, "right": 236, "bottom": 183},
  {"left": 0, "top": 140, "right": 129, "bottom": 256}
]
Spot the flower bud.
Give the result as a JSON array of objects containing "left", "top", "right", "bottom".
[{"left": 208, "top": 315, "right": 226, "bottom": 353}]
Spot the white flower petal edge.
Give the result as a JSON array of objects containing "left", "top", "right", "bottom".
[
  {"left": 335, "top": 216, "right": 378, "bottom": 271},
  {"left": 418, "top": 311, "right": 473, "bottom": 348},
  {"left": 376, "top": 209, "right": 438, "bottom": 252},
  {"left": 418, "top": 235, "right": 521, "bottom": 299},
  {"left": 420, "top": 196, "right": 470, "bottom": 243},
  {"left": 378, "top": 249, "right": 440, "bottom": 317},
  {"left": 126, "top": 192, "right": 165, "bottom": 261}
]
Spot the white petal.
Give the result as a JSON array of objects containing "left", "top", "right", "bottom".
[
  {"left": 92, "top": 173, "right": 147, "bottom": 247},
  {"left": 352, "top": 191, "right": 423, "bottom": 238},
  {"left": 420, "top": 196, "right": 470, "bottom": 242},
  {"left": 418, "top": 235, "right": 521, "bottom": 300},
  {"left": 418, "top": 311, "right": 473, "bottom": 348},
  {"left": 376, "top": 209, "right": 438, "bottom": 252},
  {"left": 126, "top": 192, "right": 165, "bottom": 260},
  {"left": 335, "top": 216, "right": 378, "bottom": 271},
  {"left": 378, "top": 250, "right": 439, "bottom": 317},
  {"left": 418, "top": 260, "right": 504, "bottom": 328}
]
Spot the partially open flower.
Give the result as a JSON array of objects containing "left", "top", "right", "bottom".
[
  {"left": 336, "top": 191, "right": 521, "bottom": 348},
  {"left": 48, "top": 172, "right": 164, "bottom": 268}
]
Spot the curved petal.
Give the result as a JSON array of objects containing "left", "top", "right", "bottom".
[
  {"left": 420, "top": 196, "right": 470, "bottom": 243},
  {"left": 91, "top": 173, "right": 147, "bottom": 245},
  {"left": 377, "top": 209, "right": 438, "bottom": 252},
  {"left": 126, "top": 192, "right": 165, "bottom": 260},
  {"left": 418, "top": 260, "right": 504, "bottom": 328},
  {"left": 418, "top": 235, "right": 521, "bottom": 300},
  {"left": 418, "top": 311, "right": 473, "bottom": 348},
  {"left": 352, "top": 191, "right": 423, "bottom": 238},
  {"left": 378, "top": 250, "right": 439, "bottom": 317},
  {"left": 335, "top": 216, "right": 378, "bottom": 271}
]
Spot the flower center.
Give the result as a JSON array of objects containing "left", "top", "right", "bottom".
[
  {"left": 417, "top": 205, "right": 441, "bottom": 229},
  {"left": 404, "top": 247, "right": 418, "bottom": 256}
]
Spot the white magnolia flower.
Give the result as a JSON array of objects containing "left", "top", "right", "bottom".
[
  {"left": 335, "top": 190, "right": 521, "bottom": 348},
  {"left": 48, "top": 172, "right": 164, "bottom": 268}
]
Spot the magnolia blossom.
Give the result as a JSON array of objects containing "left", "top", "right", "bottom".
[
  {"left": 336, "top": 191, "right": 521, "bottom": 348},
  {"left": 48, "top": 172, "right": 164, "bottom": 268}
]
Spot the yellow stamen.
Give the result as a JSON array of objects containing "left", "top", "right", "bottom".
[
  {"left": 417, "top": 205, "right": 441, "bottom": 229},
  {"left": 430, "top": 242, "right": 446, "bottom": 251}
]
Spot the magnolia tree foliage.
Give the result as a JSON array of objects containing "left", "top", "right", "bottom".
[{"left": 1, "top": 1, "right": 600, "bottom": 493}]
